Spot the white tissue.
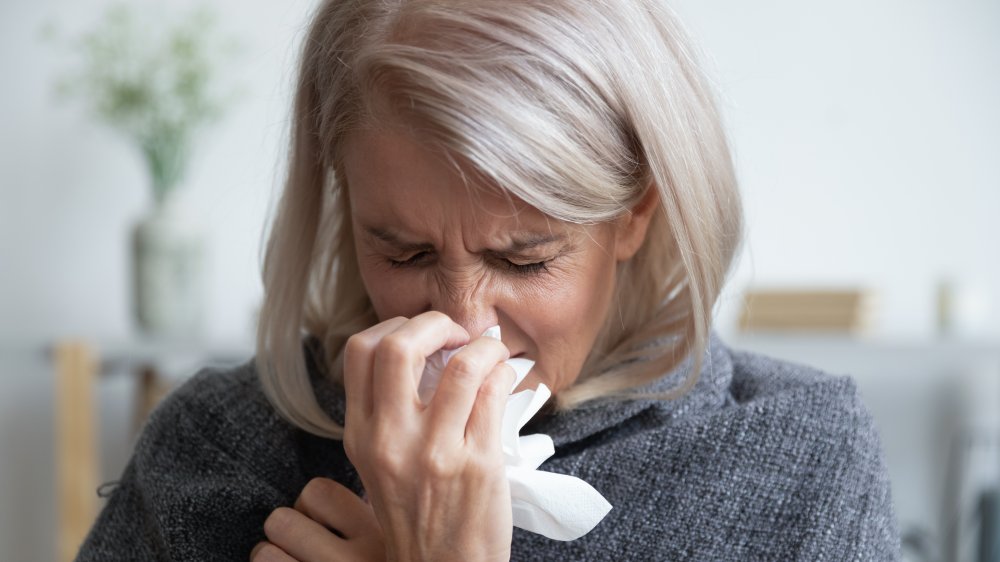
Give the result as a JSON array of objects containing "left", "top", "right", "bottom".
[{"left": 418, "top": 326, "right": 613, "bottom": 541}]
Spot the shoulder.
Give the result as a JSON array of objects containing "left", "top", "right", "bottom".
[
  {"left": 721, "top": 345, "right": 899, "bottom": 553},
  {"left": 133, "top": 341, "right": 353, "bottom": 490},
  {"left": 727, "top": 344, "right": 853, "bottom": 400},
  {"left": 656, "top": 334, "right": 883, "bottom": 449},
  {"left": 141, "top": 357, "right": 282, "bottom": 447},
  {"left": 130, "top": 355, "right": 319, "bottom": 500},
  {"left": 147, "top": 335, "right": 335, "bottom": 436},
  {"left": 708, "top": 345, "right": 888, "bottom": 478},
  {"left": 156, "top": 357, "right": 261, "bottom": 414},
  {"left": 155, "top": 357, "right": 269, "bottom": 416},
  {"left": 658, "top": 342, "right": 899, "bottom": 557},
  {"left": 723, "top": 344, "right": 874, "bottom": 432}
]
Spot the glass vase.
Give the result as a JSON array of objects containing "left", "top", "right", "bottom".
[{"left": 131, "top": 192, "right": 206, "bottom": 338}]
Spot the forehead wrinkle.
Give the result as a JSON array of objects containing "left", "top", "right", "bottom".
[
  {"left": 454, "top": 181, "right": 579, "bottom": 254},
  {"left": 454, "top": 191, "right": 580, "bottom": 255},
  {"left": 356, "top": 171, "right": 574, "bottom": 255},
  {"left": 363, "top": 217, "right": 571, "bottom": 255},
  {"left": 361, "top": 225, "right": 435, "bottom": 251}
]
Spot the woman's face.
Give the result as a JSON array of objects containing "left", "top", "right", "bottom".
[{"left": 343, "top": 127, "right": 652, "bottom": 394}]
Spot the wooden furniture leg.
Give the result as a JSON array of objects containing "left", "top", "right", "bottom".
[
  {"left": 132, "top": 365, "right": 171, "bottom": 437},
  {"left": 54, "top": 341, "right": 99, "bottom": 562}
]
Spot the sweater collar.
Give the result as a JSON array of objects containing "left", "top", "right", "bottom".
[
  {"left": 520, "top": 330, "right": 734, "bottom": 447},
  {"left": 308, "top": 331, "right": 734, "bottom": 448}
]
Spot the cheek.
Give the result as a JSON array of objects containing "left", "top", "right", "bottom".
[
  {"left": 513, "top": 253, "right": 618, "bottom": 373},
  {"left": 357, "top": 259, "right": 426, "bottom": 320},
  {"left": 518, "top": 268, "right": 611, "bottom": 336}
]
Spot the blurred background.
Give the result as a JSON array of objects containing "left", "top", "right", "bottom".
[{"left": 0, "top": 0, "right": 997, "bottom": 560}]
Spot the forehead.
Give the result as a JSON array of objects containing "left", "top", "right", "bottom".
[{"left": 342, "top": 127, "right": 572, "bottom": 243}]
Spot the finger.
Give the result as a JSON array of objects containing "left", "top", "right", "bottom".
[
  {"left": 428, "top": 335, "right": 510, "bottom": 439},
  {"left": 263, "top": 506, "right": 345, "bottom": 562},
  {"left": 372, "top": 311, "right": 469, "bottom": 419},
  {"left": 293, "top": 477, "right": 378, "bottom": 539},
  {"left": 466, "top": 362, "right": 517, "bottom": 449},
  {"left": 343, "top": 317, "right": 408, "bottom": 426},
  {"left": 250, "top": 541, "right": 296, "bottom": 561}
]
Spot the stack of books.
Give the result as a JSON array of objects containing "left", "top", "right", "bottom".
[{"left": 738, "top": 288, "right": 876, "bottom": 334}]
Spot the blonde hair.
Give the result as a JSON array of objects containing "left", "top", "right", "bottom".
[{"left": 256, "top": 0, "right": 743, "bottom": 439}]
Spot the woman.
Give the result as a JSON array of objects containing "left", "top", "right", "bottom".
[{"left": 78, "top": 0, "right": 900, "bottom": 560}]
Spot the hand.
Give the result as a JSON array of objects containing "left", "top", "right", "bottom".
[
  {"left": 342, "top": 312, "right": 516, "bottom": 562},
  {"left": 251, "top": 477, "right": 385, "bottom": 561}
]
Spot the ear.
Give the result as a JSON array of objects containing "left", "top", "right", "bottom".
[{"left": 614, "top": 185, "right": 660, "bottom": 262}]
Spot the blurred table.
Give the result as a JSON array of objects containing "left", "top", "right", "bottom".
[{"left": 49, "top": 338, "right": 253, "bottom": 562}]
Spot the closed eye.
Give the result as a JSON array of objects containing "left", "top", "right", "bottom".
[
  {"left": 386, "top": 252, "right": 551, "bottom": 276},
  {"left": 496, "top": 258, "right": 549, "bottom": 275},
  {"left": 387, "top": 251, "right": 432, "bottom": 268}
]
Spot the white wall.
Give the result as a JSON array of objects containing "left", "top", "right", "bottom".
[
  {"left": 1, "top": 0, "right": 998, "bottom": 559},
  {"left": 669, "top": 0, "right": 1000, "bottom": 340},
  {"left": 670, "top": 1, "right": 1000, "bottom": 553},
  {"left": 0, "top": 1, "right": 316, "bottom": 559},
  {"left": 0, "top": 0, "right": 319, "bottom": 345}
]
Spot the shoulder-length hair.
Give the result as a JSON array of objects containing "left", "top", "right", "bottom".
[{"left": 256, "top": 0, "right": 743, "bottom": 439}]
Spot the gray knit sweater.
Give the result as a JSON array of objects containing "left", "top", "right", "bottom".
[{"left": 77, "top": 332, "right": 900, "bottom": 560}]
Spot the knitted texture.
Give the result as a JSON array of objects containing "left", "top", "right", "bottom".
[{"left": 77, "top": 332, "right": 901, "bottom": 560}]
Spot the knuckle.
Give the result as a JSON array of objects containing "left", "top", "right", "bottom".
[
  {"left": 420, "top": 445, "right": 456, "bottom": 477},
  {"left": 374, "top": 452, "right": 405, "bottom": 478},
  {"left": 370, "top": 446, "right": 390, "bottom": 466},
  {"left": 447, "top": 355, "right": 485, "bottom": 384},
  {"left": 345, "top": 333, "right": 375, "bottom": 362},
  {"left": 370, "top": 425, "right": 395, "bottom": 450},
  {"left": 478, "top": 372, "right": 507, "bottom": 400},
  {"left": 422, "top": 310, "right": 451, "bottom": 323},
  {"left": 496, "top": 363, "right": 518, "bottom": 391},
  {"left": 302, "top": 477, "right": 333, "bottom": 501},
  {"left": 369, "top": 436, "right": 404, "bottom": 475},
  {"left": 263, "top": 506, "right": 296, "bottom": 538},
  {"left": 480, "top": 335, "right": 509, "bottom": 354},
  {"left": 377, "top": 333, "right": 412, "bottom": 363},
  {"left": 342, "top": 431, "right": 361, "bottom": 462}
]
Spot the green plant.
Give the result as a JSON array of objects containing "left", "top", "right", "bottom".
[{"left": 51, "top": 4, "right": 240, "bottom": 205}]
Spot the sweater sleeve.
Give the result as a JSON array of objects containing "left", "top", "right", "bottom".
[{"left": 75, "top": 366, "right": 301, "bottom": 562}]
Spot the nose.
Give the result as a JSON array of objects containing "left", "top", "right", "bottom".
[
  {"left": 430, "top": 275, "right": 500, "bottom": 339},
  {"left": 437, "top": 298, "right": 499, "bottom": 340}
]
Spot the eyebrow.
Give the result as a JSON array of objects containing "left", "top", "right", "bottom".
[{"left": 362, "top": 226, "right": 568, "bottom": 253}]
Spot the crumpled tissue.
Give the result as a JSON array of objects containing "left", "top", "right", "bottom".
[{"left": 417, "top": 326, "right": 613, "bottom": 541}]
